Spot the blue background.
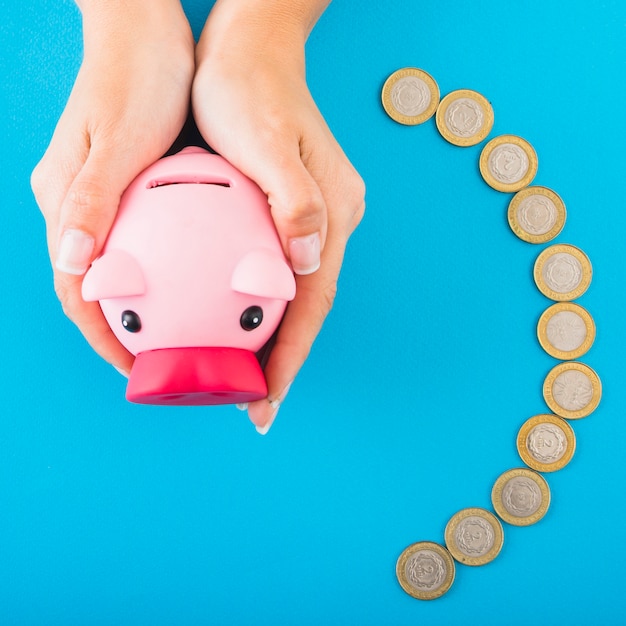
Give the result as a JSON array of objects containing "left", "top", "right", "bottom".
[{"left": 1, "top": 1, "right": 625, "bottom": 623}]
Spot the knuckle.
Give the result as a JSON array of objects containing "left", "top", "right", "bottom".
[
  {"left": 351, "top": 175, "right": 367, "bottom": 219},
  {"left": 65, "top": 177, "right": 113, "bottom": 224},
  {"left": 294, "top": 188, "right": 326, "bottom": 220},
  {"left": 297, "top": 273, "right": 338, "bottom": 322},
  {"left": 319, "top": 277, "right": 338, "bottom": 314},
  {"left": 352, "top": 200, "right": 366, "bottom": 229},
  {"left": 30, "top": 158, "right": 52, "bottom": 204},
  {"left": 276, "top": 186, "right": 326, "bottom": 230},
  {"left": 343, "top": 170, "right": 366, "bottom": 232}
]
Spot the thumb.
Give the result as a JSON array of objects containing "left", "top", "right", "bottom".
[
  {"left": 238, "top": 146, "right": 327, "bottom": 276},
  {"left": 54, "top": 148, "right": 140, "bottom": 275}
]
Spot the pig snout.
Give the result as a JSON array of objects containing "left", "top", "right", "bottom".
[{"left": 126, "top": 347, "right": 268, "bottom": 406}]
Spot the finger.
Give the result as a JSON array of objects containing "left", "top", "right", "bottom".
[
  {"left": 54, "top": 145, "right": 137, "bottom": 274},
  {"left": 54, "top": 271, "right": 135, "bottom": 373},
  {"left": 258, "top": 147, "right": 327, "bottom": 276},
  {"left": 242, "top": 140, "right": 328, "bottom": 275},
  {"left": 31, "top": 126, "right": 90, "bottom": 257},
  {"left": 197, "top": 110, "right": 329, "bottom": 275},
  {"left": 51, "top": 144, "right": 162, "bottom": 370},
  {"left": 247, "top": 232, "right": 346, "bottom": 433}
]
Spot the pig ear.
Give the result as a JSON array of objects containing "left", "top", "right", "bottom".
[
  {"left": 231, "top": 248, "right": 296, "bottom": 301},
  {"left": 82, "top": 249, "right": 146, "bottom": 301}
]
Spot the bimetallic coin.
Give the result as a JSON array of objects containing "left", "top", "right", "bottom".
[
  {"left": 444, "top": 508, "right": 504, "bottom": 566},
  {"left": 533, "top": 244, "right": 592, "bottom": 301},
  {"left": 543, "top": 361, "right": 602, "bottom": 419},
  {"left": 396, "top": 541, "right": 455, "bottom": 600},
  {"left": 479, "top": 135, "right": 538, "bottom": 192},
  {"left": 381, "top": 68, "right": 440, "bottom": 126},
  {"left": 491, "top": 468, "right": 550, "bottom": 526},
  {"left": 537, "top": 302, "right": 596, "bottom": 360},
  {"left": 517, "top": 414, "right": 576, "bottom": 472},
  {"left": 435, "top": 89, "right": 494, "bottom": 147},
  {"left": 507, "top": 186, "right": 566, "bottom": 244}
]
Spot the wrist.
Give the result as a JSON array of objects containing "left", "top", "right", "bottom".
[
  {"left": 209, "top": 0, "right": 330, "bottom": 38},
  {"left": 197, "top": 0, "right": 330, "bottom": 70},
  {"left": 78, "top": 0, "right": 193, "bottom": 57},
  {"left": 76, "top": 0, "right": 182, "bottom": 21}
]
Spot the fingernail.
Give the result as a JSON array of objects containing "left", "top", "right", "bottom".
[
  {"left": 256, "top": 404, "right": 280, "bottom": 436},
  {"left": 113, "top": 365, "right": 129, "bottom": 379},
  {"left": 236, "top": 403, "right": 249, "bottom": 411},
  {"left": 56, "top": 228, "right": 95, "bottom": 275},
  {"left": 289, "top": 232, "right": 320, "bottom": 275},
  {"left": 255, "top": 381, "right": 292, "bottom": 436}
]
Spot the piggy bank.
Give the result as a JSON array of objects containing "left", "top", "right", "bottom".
[{"left": 82, "top": 147, "right": 296, "bottom": 405}]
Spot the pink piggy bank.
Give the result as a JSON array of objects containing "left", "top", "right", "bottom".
[{"left": 82, "top": 147, "right": 296, "bottom": 406}]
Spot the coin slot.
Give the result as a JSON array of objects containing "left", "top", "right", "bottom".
[{"left": 147, "top": 176, "right": 231, "bottom": 189}]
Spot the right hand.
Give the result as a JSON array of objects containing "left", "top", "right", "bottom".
[
  {"left": 31, "top": 0, "right": 195, "bottom": 374},
  {"left": 191, "top": 0, "right": 366, "bottom": 433}
]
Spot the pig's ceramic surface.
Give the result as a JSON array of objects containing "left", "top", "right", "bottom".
[{"left": 82, "top": 147, "right": 295, "bottom": 405}]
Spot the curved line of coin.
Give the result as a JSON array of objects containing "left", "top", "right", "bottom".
[{"left": 381, "top": 67, "right": 602, "bottom": 601}]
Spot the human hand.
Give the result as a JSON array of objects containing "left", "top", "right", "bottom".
[
  {"left": 31, "top": 0, "right": 195, "bottom": 373},
  {"left": 192, "top": 0, "right": 366, "bottom": 433}
]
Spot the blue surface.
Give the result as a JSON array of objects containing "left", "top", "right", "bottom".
[{"left": 1, "top": 1, "right": 625, "bottom": 623}]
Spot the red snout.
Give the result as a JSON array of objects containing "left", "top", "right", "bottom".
[{"left": 126, "top": 347, "right": 268, "bottom": 406}]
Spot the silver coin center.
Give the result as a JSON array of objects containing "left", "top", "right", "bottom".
[
  {"left": 517, "top": 195, "right": 557, "bottom": 235},
  {"left": 553, "top": 370, "right": 593, "bottom": 411},
  {"left": 405, "top": 550, "right": 447, "bottom": 591},
  {"left": 542, "top": 253, "right": 583, "bottom": 293},
  {"left": 501, "top": 477, "right": 542, "bottom": 517},
  {"left": 454, "top": 517, "right": 494, "bottom": 557},
  {"left": 527, "top": 424, "right": 567, "bottom": 462},
  {"left": 445, "top": 98, "right": 484, "bottom": 137},
  {"left": 546, "top": 310, "right": 587, "bottom": 351},
  {"left": 391, "top": 77, "right": 431, "bottom": 117},
  {"left": 488, "top": 144, "right": 529, "bottom": 184}
]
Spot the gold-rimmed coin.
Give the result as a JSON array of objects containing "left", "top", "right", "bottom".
[
  {"left": 491, "top": 468, "right": 550, "bottom": 526},
  {"left": 508, "top": 186, "right": 566, "bottom": 243},
  {"left": 479, "top": 135, "right": 538, "bottom": 192},
  {"left": 396, "top": 541, "right": 455, "bottom": 600},
  {"left": 543, "top": 361, "right": 602, "bottom": 419},
  {"left": 444, "top": 508, "right": 504, "bottom": 566},
  {"left": 537, "top": 302, "right": 595, "bottom": 360},
  {"left": 533, "top": 244, "right": 592, "bottom": 301},
  {"left": 381, "top": 68, "right": 440, "bottom": 126},
  {"left": 435, "top": 89, "right": 494, "bottom": 146},
  {"left": 517, "top": 414, "right": 576, "bottom": 472}
]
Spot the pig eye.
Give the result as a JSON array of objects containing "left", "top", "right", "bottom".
[
  {"left": 240, "top": 306, "right": 263, "bottom": 331},
  {"left": 121, "top": 310, "right": 142, "bottom": 333}
]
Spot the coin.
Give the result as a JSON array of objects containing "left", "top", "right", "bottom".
[
  {"left": 537, "top": 302, "right": 596, "bottom": 360},
  {"left": 479, "top": 135, "right": 538, "bottom": 192},
  {"left": 381, "top": 68, "right": 440, "bottom": 126},
  {"left": 435, "top": 89, "right": 494, "bottom": 146},
  {"left": 533, "top": 244, "right": 592, "bottom": 301},
  {"left": 396, "top": 541, "right": 455, "bottom": 600},
  {"left": 491, "top": 468, "right": 550, "bottom": 526},
  {"left": 444, "top": 508, "right": 504, "bottom": 566},
  {"left": 543, "top": 361, "right": 602, "bottom": 419},
  {"left": 517, "top": 414, "right": 576, "bottom": 472},
  {"left": 507, "top": 186, "right": 566, "bottom": 243}
]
